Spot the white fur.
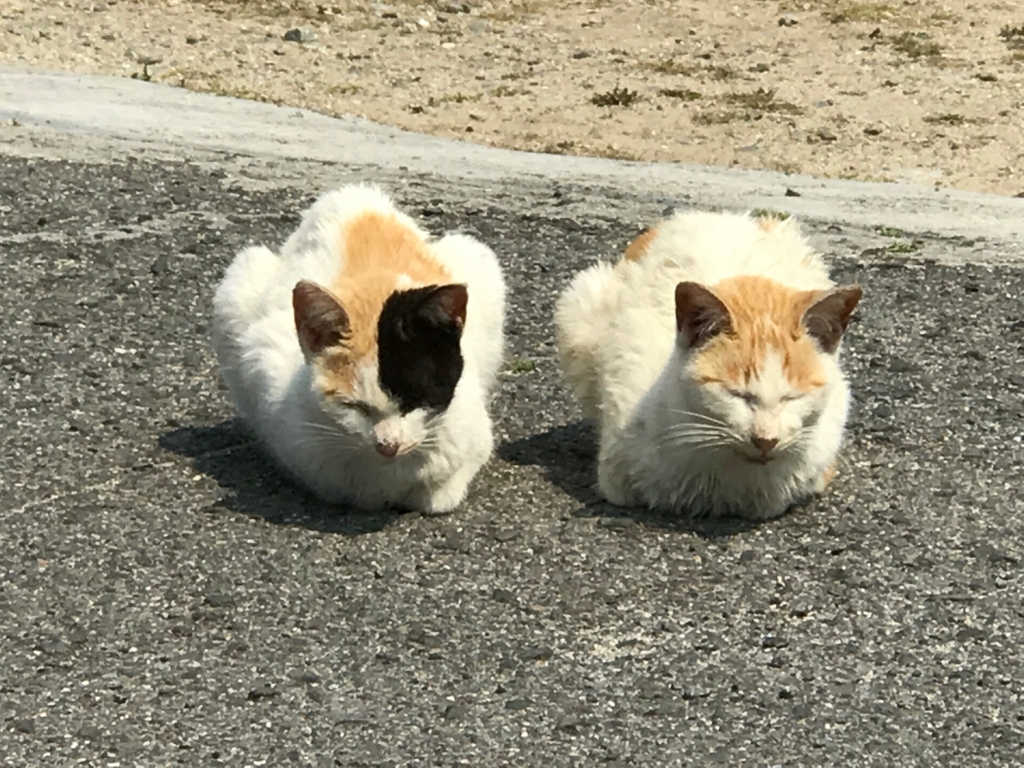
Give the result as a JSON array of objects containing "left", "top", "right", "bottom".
[
  {"left": 555, "top": 211, "right": 852, "bottom": 520},
  {"left": 211, "top": 184, "right": 506, "bottom": 513}
]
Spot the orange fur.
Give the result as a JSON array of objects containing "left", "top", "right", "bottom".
[
  {"left": 692, "top": 276, "right": 827, "bottom": 392},
  {"left": 623, "top": 227, "right": 658, "bottom": 262},
  {"left": 319, "top": 212, "right": 451, "bottom": 392},
  {"left": 822, "top": 462, "right": 837, "bottom": 487},
  {"left": 756, "top": 216, "right": 783, "bottom": 233}
]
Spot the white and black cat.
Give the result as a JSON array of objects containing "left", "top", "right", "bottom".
[{"left": 211, "top": 184, "right": 506, "bottom": 512}]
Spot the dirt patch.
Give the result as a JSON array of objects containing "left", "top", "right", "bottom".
[{"left": 2, "top": 0, "right": 1022, "bottom": 195}]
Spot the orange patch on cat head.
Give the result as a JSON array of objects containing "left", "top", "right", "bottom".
[
  {"left": 622, "top": 227, "right": 659, "bottom": 263},
  {"left": 294, "top": 210, "right": 452, "bottom": 397},
  {"left": 685, "top": 276, "right": 845, "bottom": 392}
]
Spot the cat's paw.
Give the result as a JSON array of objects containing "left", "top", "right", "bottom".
[
  {"left": 813, "top": 462, "right": 838, "bottom": 494},
  {"left": 410, "top": 472, "right": 474, "bottom": 516},
  {"left": 597, "top": 470, "right": 643, "bottom": 508}
]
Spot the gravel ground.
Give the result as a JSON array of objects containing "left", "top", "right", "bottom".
[
  {"left": 2, "top": 0, "right": 1024, "bottom": 195},
  {"left": 1, "top": 141, "right": 1023, "bottom": 765}
]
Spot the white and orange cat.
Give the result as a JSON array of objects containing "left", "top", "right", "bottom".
[
  {"left": 555, "top": 211, "right": 862, "bottom": 520},
  {"left": 211, "top": 184, "right": 506, "bottom": 513}
]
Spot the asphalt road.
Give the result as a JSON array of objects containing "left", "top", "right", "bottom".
[{"left": 2, "top": 89, "right": 1024, "bottom": 766}]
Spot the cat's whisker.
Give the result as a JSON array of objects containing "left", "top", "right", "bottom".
[
  {"left": 660, "top": 427, "right": 741, "bottom": 444},
  {"left": 665, "top": 409, "right": 732, "bottom": 427},
  {"left": 656, "top": 434, "right": 737, "bottom": 450}
]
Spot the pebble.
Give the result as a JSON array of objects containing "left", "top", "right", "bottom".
[
  {"left": 150, "top": 254, "right": 170, "bottom": 275},
  {"left": 467, "top": 20, "right": 489, "bottom": 34},
  {"left": 505, "top": 698, "right": 531, "bottom": 711},
  {"left": 443, "top": 1, "right": 470, "bottom": 12},
  {"left": 491, "top": 587, "right": 517, "bottom": 604},
  {"left": 778, "top": 14, "right": 799, "bottom": 26},
  {"left": 283, "top": 27, "right": 316, "bottom": 43},
  {"left": 14, "top": 719, "right": 35, "bottom": 734},
  {"left": 443, "top": 703, "right": 468, "bottom": 720},
  {"left": 954, "top": 626, "right": 987, "bottom": 647},
  {"left": 204, "top": 591, "right": 233, "bottom": 608},
  {"left": 555, "top": 713, "right": 582, "bottom": 730},
  {"left": 248, "top": 680, "right": 279, "bottom": 700},
  {"left": 521, "top": 645, "right": 553, "bottom": 661},
  {"left": 77, "top": 724, "right": 102, "bottom": 740}
]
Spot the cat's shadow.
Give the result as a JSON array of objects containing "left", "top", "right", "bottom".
[
  {"left": 497, "top": 421, "right": 765, "bottom": 539},
  {"left": 158, "top": 420, "right": 399, "bottom": 535}
]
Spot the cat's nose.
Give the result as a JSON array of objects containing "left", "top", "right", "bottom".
[
  {"left": 375, "top": 440, "right": 400, "bottom": 458},
  {"left": 751, "top": 435, "right": 778, "bottom": 455}
]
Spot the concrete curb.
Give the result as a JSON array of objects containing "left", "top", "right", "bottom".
[{"left": 2, "top": 67, "right": 1022, "bottom": 253}]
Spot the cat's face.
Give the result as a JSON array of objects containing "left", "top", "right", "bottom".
[
  {"left": 293, "top": 280, "right": 467, "bottom": 458},
  {"left": 676, "top": 276, "right": 861, "bottom": 464}
]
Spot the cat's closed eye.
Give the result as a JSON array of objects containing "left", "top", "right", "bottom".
[
  {"left": 780, "top": 393, "right": 804, "bottom": 403},
  {"left": 726, "top": 388, "right": 758, "bottom": 405},
  {"left": 342, "top": 400, "right": 378, "bottom": 418}
]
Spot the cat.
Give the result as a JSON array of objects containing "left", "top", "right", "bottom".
[
  {"left": 554, "top": 210, "right": 862, "bottom": 520},
  {"left": 211, "top": 183, "right": 506, "bottom": 513}
]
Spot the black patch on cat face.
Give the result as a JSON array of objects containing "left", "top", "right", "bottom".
[{"left": 377, "top": 284, "right": 468, "bottom": 414}]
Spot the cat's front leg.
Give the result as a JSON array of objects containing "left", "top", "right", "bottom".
[
  {"left": 597, "top": 444, "right": 644, "bottom": 508},
  {"left": 813, "top": 462, "right": 838, "bottom": 494},
  {"left": 408, "top": 460, "right": 483, "bottom": 515}
]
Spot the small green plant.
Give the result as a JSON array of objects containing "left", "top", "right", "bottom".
[
  {"left": 491, "top": 85, "right": 523, "bottom": 97},
  {"left": 827, "top": 2, "right": 896, "bottom": 23},
  {"left": 923, "top": 112, "right": 972, "bottom": 126},
  {"left": 646, "top": 58, "right": 702, "bottom": 76},
  {"left": 723, "top": 87, "right": 803, "bottom": 115},
  {"left": 427, "top": 92, "right": 482, "bottom": 107},
  {"left": 659, "top": 88, "right": 701, "bottom": 101},
  {"left": 891, "top": 32, "right": 942, "bottom": 58},
  {"left": 887, "top": 240, "right": 921, "bottom": 254},
  {"left": 751, "top": 209, "right": 791, "bottom": 221},
  {"left": 693, "top": 109, "right": 744, "bottom": 125},
  {"left": 508, "top": 358, "right": 537, "bottom": 374},
  {"left": 999, "top": 24, "right": 1024, "bottom": 48},
  {"left": 876, "top": 225, "right": 903, "bottom": 237},
  {"left": 327, "top": 83, "right": 362, "bottom": 96},
  {"left": 591, "top": 87, "right": 640, "bottom": 107}
]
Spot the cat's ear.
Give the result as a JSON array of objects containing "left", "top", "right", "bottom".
[
  {"left": 675, "top": 282, "right": 732, "bottom": 348},
  {"left": 802, "top": 285, "right": 862, "bottom": 353},
  {"left": 416, "top": 284, "right": 468, "bottom": 332},
  {"left": 293, "top": 280, "right": 350, "bottom": 357}
]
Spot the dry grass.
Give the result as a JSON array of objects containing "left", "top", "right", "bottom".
[
  {"left": 644, "top": 59, "right": 737, "bottom": 80},
  {"left": 693, "top": 109, "right": 745, "bottom": 126},
  {"left": 722, "top": 88, "right": 803, "bottom": 115},
  {"left": 826, "top": 1, "right": 898, "bottom": 24},
  {"left": 591, "top": 86, "right": 640, "bottom": 107},
  {"left": 891, "top": 31, "right": 943, "bottom": 58},
  {"left": 659, "top": 88, "right": 702, "bottom": 101}
]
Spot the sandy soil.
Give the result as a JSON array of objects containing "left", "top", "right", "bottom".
[{"left": 3, "top": 0, "right": 1023, "bottom": 196}]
